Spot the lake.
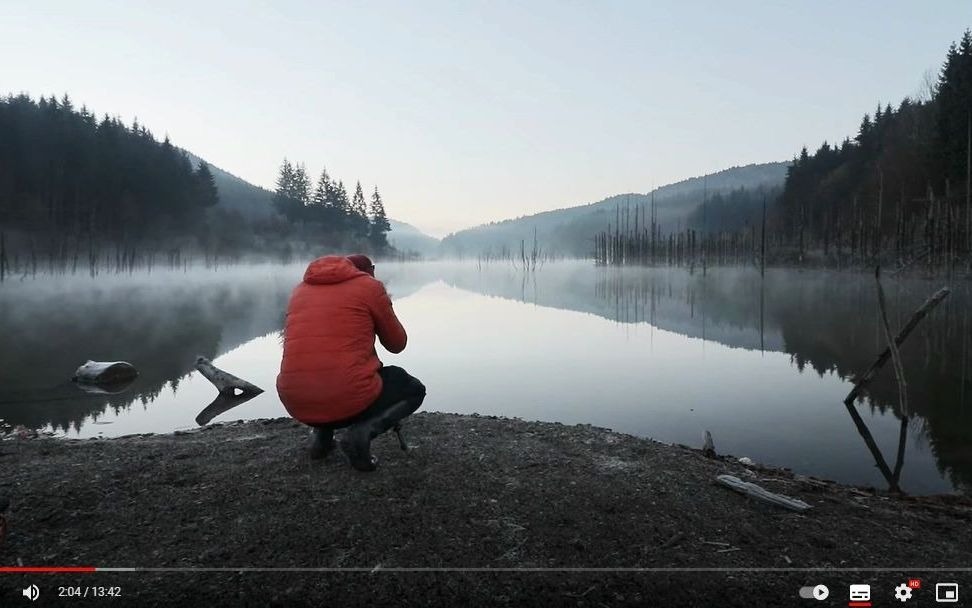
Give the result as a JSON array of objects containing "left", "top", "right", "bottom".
[{"left": 1, "top": 261, "right": 969, "bottom": 495}]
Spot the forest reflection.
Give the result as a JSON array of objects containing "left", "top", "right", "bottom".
[
  {"left": 1, "top": 261, "right": 969, "bottom": 492},
  {"left": 439, "top": 263, "right": 971, "bottom": 491}
]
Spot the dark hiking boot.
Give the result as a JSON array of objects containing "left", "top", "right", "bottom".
[
  {"left": 340, "top": 425, "right": 378, "bottom": 472},
  {"left": 339, "top": 399, "right": 418, "bottom": 471},
  {"left": 309, "top": 428, "right": 335, "bottom": 460}
]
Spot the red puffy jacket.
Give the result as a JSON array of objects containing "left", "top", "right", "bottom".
[{"left": 276, "top": 256, "right": 407, "bottom": 424}]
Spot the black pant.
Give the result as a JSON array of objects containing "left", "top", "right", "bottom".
[{"left": 314, "top": 365, "right": 426, "bottom": 433}]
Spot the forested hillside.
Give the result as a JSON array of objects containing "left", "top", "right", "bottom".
[
  {"left": 778, "top": 30, "right": 972, "bottom": 268},
  {"left": 0, "top": 94, "right": 223, "bottom": 272},
  {"left": 0, "top": 94, "right": 399, "bottom": 279},
  {"left": 183, "top": 151, "right": 275, "bottom": 220},
  {"left": 439, "top": 162, "right": 787, "bottom": 258}
]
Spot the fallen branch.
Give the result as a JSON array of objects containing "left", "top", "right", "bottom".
[
  {"left": 843, "top": 286, "right": 950, "bottom": 406},
  {"left": 876, "top": 266, "right": 912, "bottom": 492},
  {"left": 195, "top": 356, "right": 264, "bottom": 397},
  {"left": 841, "top": 281, "right": 949, "bottom": 494},
  {"left": 716, "top": 474, "right": 811, "bottom": 512},
  {"left": 194, "top": 356, "right": 264, "bottom": 426}
]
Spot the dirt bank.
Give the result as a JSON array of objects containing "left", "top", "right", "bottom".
[{"left": 2, "top": 413, "right": 971, "bottom": 607}]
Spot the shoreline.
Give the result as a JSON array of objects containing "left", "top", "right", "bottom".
[{"left": 3, "top": 413, "right": 972, "bottom": 606}]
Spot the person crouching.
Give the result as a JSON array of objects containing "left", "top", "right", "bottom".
[{"left": 276, "top": 254, "right": 426, "bottom": 471}]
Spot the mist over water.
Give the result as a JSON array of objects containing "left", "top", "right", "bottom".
[{"left": 1, "top": 261, "right": 969, "bottom": 495}]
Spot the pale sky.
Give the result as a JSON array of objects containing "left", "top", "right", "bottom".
[{"left": 2, "top": 1, "right": 969, "bottom": 237}]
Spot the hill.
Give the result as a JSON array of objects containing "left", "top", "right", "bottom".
[
  {"left": 183, "top": 152, "right": 436, "bottom": 258},
  {"left": 184, "top": 151, "right": 275, "bottom": 220},
  {"left": 386, "top": 219, "right": 440, "bottom": 257},
  {"left": 439, "top": 162, "right": 787, "bottom": 258}
]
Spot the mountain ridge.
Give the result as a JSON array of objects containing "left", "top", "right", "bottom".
[{"left": 440, "top": 161, "right": 788, "bottom": 257}]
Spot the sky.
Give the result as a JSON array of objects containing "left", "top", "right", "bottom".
[{"left": 2, "top": 1, "right": 970, "bottom": 237}]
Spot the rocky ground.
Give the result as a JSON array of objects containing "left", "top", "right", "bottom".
[{"left": 2, "top": 413, "right": 971, "bottom": 607}]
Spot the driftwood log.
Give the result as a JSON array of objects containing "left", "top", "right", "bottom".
[
  {"left": 73, "top": 361, "right": 138, "bottom": 385},
  {"left": 716, "top": 474, "right": 811, "bottom": 512},
  {"left": 195, "top": 356, "right": 264, "bottom": 397},
  {"left": 194, "top": 356, "right": 264, "bottom": 426}
]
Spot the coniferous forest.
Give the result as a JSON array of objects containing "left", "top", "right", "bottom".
[
  {"left": 778, "top": 30, "right": 972, "bottom": 271},
  {"left": 271, "top": 160, "right": 391, "bottom": 254},
  {"left": 596, "top": 31, "right": 972, "bottom": 275},
  {"left": 0, "top": 94, "right": 391, "bottom": 281},
  {"left": 5, "top": 31, "right": 972, "bottom": 278}
]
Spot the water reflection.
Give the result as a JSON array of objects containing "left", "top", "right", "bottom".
[
  {"left": 437, "top": 263, "right": 971, "bottom": 492},
  {"left": 1, "top": 262, "right": 969, "bottom": 494},
  {"left": 0, "top": 265, "right": 297, "bottom": 432}
]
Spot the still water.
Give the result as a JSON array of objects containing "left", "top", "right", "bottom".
[{"left": 1, "top": 261, "right": 969, "bottom": 495}]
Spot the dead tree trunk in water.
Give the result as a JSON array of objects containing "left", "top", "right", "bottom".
[
  {"left": 844, "top": 286, "right": 950, "bottom": 406},
  {"left": 760, "top": 195, "right": 767, "bottom": 277},
  {"left": 875, "top": 266, "right": 908, "bottom": 417},
  {"left": 842, "top": 283, "right": 949, "bottom": 493}
]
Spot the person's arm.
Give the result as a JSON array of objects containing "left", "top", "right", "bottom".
[{"left": 369, "top": 281, "right": 407, "bottom": 353}]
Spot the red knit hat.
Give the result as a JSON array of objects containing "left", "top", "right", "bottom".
[{"left": 346, "top": 254, "right": 375, "bottom": 277}]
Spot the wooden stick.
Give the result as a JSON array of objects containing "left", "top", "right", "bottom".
[{"left": 715, "top": 474, "right": 811, "bottom": 512}]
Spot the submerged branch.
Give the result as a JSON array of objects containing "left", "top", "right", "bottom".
[{"left": 843, "top": 286, "right": 950, "bottom": 406}]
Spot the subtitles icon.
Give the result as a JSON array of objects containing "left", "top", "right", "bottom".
[
  {"left": 936, "top": 582, "right": 959, "bottom": 603},
  {"left": 21, "top": 585, "right": 39, "bottom": 602},
  {"left": 849, "top": 584, "right": 871, "bottom": 607}
]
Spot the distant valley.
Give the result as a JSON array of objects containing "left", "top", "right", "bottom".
[{"left": 191, "top": 153, "right": 786, "bottom": 260}]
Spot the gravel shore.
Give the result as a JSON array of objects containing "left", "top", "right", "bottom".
[{"left": 2, "top": 413, "right": 971, "bottom": 606}]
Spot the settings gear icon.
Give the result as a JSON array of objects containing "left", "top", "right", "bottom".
[{"left": 894, "top": 583, "right": 913, "bottom": 602}]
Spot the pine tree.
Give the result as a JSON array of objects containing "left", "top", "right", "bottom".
[
  {"left": 292, "top": 163, "right": 311, "bottom": 207},
  {"left": 369, "top": 186, "right": 391, "bottom": 249},
  {"left": 857, "top": 113, "right": 872, "bottom": 144},
  {"left": 194, "top": 162, "right": 219, "bottom": 207},
  {"left": 351, "top": 181, "right": 369, "bottom": 238},
  {"left": 310, "top": 167, "right": 345, "bottom": 231},
  {"left": 936, "top": 30, "right": 972, "bottom": 181},
  {"left": 335, "top": 180, "right": 350, "bottom": 219},
  {"left": 273, "top": 159, "right": 299, "bottom": 218},
  {"left": 311, "top": 168, "right": 330, "bottom": 207}
]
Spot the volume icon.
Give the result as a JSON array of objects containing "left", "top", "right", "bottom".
[{"left": 22, "top": 584, "right": 39, "bottom": 602}]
